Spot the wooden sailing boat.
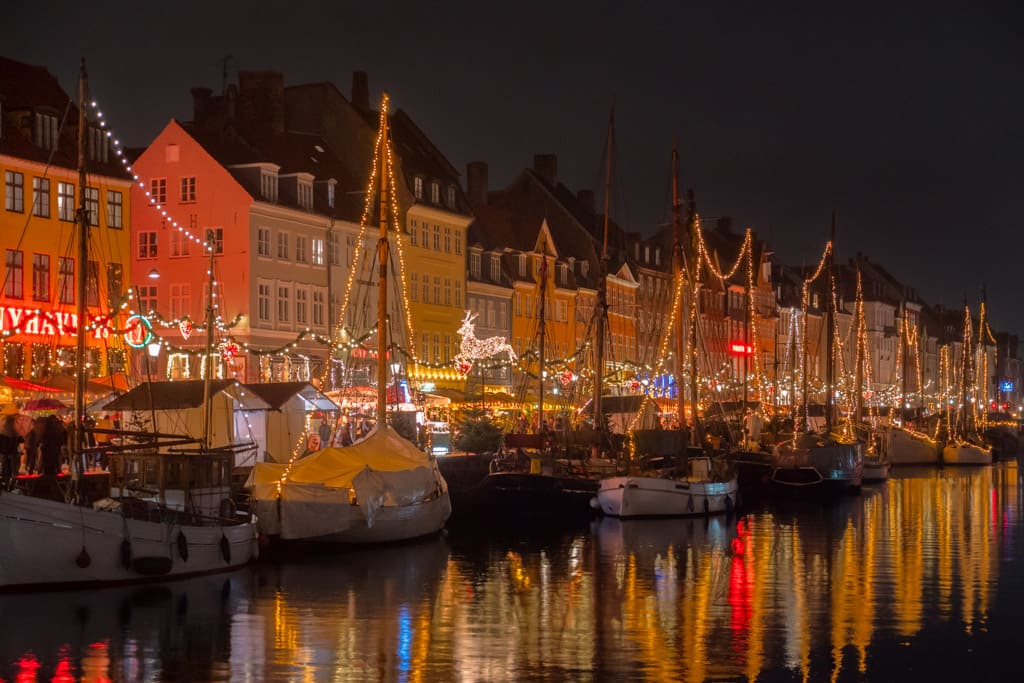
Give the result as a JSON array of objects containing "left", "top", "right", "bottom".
[
  {"left": 942, "top": 302, "right": 992, "bottom": 465},
  {"left": 249, "top": 92, "right": 452, "bottom": 542},
  {"left": 882, "top": 302, "right": 940, "bottom": 465},
  {"left": 594, "top": 147, "right": 739, "bottom": 518},
  {"left": 0, "top": 61, "right": 259, "bottom": 589},
  {"left": 770, "top": 215, "right": 863, "bottom": 495}
]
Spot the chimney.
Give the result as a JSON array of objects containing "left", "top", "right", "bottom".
[
  {"left": 352, "top": 71, "right": 369, "bottom": 112},
  {"left": 533, "top": 154, "right": 557, "bottom": 184},
  {"left": 577, "top": 189, "right": 595, "bottom": 214},
  {"left": 466, "top": 161, "right": 488, "bottom": 207},
  {"left": 238, "top": 70, "right": 285, "bottom": 132},
  {"left": 191, "top": 87, "right": 212, "bottom": 123}
]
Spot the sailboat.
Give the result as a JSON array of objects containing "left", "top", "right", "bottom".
[
  {"left": 882, "top": 303, "right": 940, "bottom": 465},
  {"left": 595, "top": 148, "right": 738, "bottom": 518},
  {"left": 0, "top": 62, "right": 259, "bottom": 589},
  {"left": 248, "top": 93, "right": 452, "bottom": 543},
  {"left": 770, "top": 217, "right": 863, "bottom": 495},
  {"left": 942, "top": 303, "right": 992, "bottom": 465}
]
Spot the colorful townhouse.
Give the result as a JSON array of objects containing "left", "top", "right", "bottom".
[{"left": 0, "top": 57, "right": 134, "bottom": 388}]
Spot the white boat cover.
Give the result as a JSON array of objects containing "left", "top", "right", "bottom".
[{"left": 249, "top": 425, "right": 439, "bottom": 538}]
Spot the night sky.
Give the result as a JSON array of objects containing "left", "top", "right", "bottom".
[{"left": 6, "top": 2, "right": 1023, "bottom": 335}]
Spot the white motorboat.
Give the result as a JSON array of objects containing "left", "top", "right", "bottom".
[
  {"left": 594, "top": 455, "right": 738, "bottom": 518},
  {"left": 942, "top": 439, "right": 992, "bottom": 466},
  {"left": 884, "top": 427, "right": 940, "bottom": 465},
  {"left": 861, "top": 454, "right": 891, "bottom": 482},
  {"left": 248, "top": 93, "right": 450, "bottom": 544}
]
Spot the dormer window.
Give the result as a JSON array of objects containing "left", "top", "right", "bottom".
[
  {"left": 414, "top": 176, "right": 423, "bottom": 200},
  {"left": 490, "top": 255, "right": 501, "bottom": 282},
  {"left": 327, "top": 183, "right": 336, "bottom": 209},
  {"left": 298, "top": 180, "right": 313, "bottom": 210},
  {"left": 655, "top": 247, "right": 660, "bottom": 266},
  {"left": 87, "top": 127, "right": 108, "bottom": 163},
  {"left": 559, "top": 264, "right": 568, "bottom": 284},
  {"left": 261, "top": 171, "right": 278, "bottom": 202},
  {"left": 470, "top": 251, "right": 481, "bottom": 278},
  {"left": 34, "top": 112, "right": 58, "bottom": 151},
  {"left": 518, "top": 254, "right": 527, "bottom": 276},
  {"left": 446, "top": 185, "right": 456, "bottom": 209},
  {"left": 431, "top": 181, "right": 440, "bottom": 204},
  {"left": 580, "top": 261, "right": 590, "bottom": 278},
  {"left": 644, "top": 245, "right": 650, "bottom": 263}
]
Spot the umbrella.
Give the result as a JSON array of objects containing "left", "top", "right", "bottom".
[{"left": 22, "top": 397, "right": 67, "bottom": 413}]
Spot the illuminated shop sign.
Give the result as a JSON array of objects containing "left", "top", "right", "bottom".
[{"left": 0, "top": 306, "right": 111, "bottom": 339}]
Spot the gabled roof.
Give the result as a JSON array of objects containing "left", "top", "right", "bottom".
[
  {"left": 105, "top": 380, "right": 270, "bottom": 411},
  {"left": 242, "top": 382, "right": 338, "bottom": 411}
]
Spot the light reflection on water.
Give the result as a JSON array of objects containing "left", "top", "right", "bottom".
[{"left": 1, "top": 464, "right": 1022, "bottom": 682}]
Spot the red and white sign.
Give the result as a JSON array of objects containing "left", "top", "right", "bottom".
[
  {"left": 0, "top": 306, "right": 111, "bottom": 339},
  {"left": 729, "top": 342, "right": 753, "bottom": 356}
]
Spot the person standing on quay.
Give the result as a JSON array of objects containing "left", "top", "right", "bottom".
[{"left": 0, "top": 415, "right": 23, "bottom": 488}]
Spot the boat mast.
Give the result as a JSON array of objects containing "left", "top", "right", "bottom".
[
  {"left": 854, "top": 268, "right": 864, "bottom": 427},
  {"left": 687, "top": 190, "right": 700, "bottom": 448},
  {"left": 900, "top": 302, "right": 908, "bottom": 418},
  {"left": 376, "top": 94, "right": 392, "bottom": 423},
  {"left": 593, "top": 103, "right": 613, "bottom": 449},
  {"left": 74, "top": 59, "right": 88, "bottom": 459},
  {"left": 671, "top": 146, "right": 685, "bottom": 429},
  {"left": 201, "top": 231, "right": 216, "bottom": 448},
  {"left": 537, "top": 239, "right": 547, "bottom": 434},
  {"left": 824, "top": 213, "right": 836, "bottom": 434}
]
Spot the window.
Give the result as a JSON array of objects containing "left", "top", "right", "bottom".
[
  {"left": 5, "top": 171, "right": 24, "bottom": 212},
  {"left": 170, "top": 231, "right": 191, "bottom": 258},
  {"left": 58, "top": 258, "right": 73, "bottom": 304},
  {"left": 409, "top": 220, "right": 418, "bottom": 246},
  {"left": 487, "top": 301, "right": 495, "bottom": 327},
  {"left": 106, "top": 190, "right": 122, "bottom": 228},
  {"left": 150, "top": 178, "right": 166, "bottom": 204},
  {"left": 107, "top": 348, "right": 127, "bottom": 375},
  {"left": 329, "top": 232, "right": 340, "bottom": 265},
  {"left": 170, "top": 283, "right": 191, "bottom": 319},
  {"left": 207, "top": 228, "right": 224, "bottom": 254},
  {"left": 139, "top": 232, "right": 157, "bottom": 259},
  {"left": 345, "top": 235, "right": 356, "bottom": 265},
  {"left": 180, "top": 176, "right": 196, "bottom": 202},
  {"left": 4, "top": 343, "right": 24, "bottom": 378},
  {"left": 455, "top": 280, "right": 462, "bottom": 307},
  {"left": 410, "top": 273, "right": 418, "bottom": 302},
  {"left": 86, "top": 261, "right": 99, "bottom": 306},
  {"left": 298, "top": 182, "right": 312, "bottom": 210},
  {"left": 432, "top": 334, "right": 440, "bottom": 362},
  {"left": 312, "top": 289, "right": 325, "bottom": 326},
  {"left": 455, "top": 229, "right": 462, "bottom": 255},
  {"left": 84, "top": 187, "right": 99, "bottom": 225},
  {"left": 57, "top": 182, "right": 75, "bottom": 221},
  {"left": 311, "top": 238, "right": 324, "bottom": 265},
  {"left": 433, "top": 275, "right": 441, "bottom": 305},
  {"left": 31, "top": 253, "right": 50, "bottom": 301},
  {"left": 433, "top": 225, "right": 440, "bottom": 250},
  {"left": 255, "top": 228, "right": 270, "bottom": 256},
  {"left": 414, "top": 176, "right": 423, "bottom": 200},
  {"left": 31, "top": 178, "right": 50, "bottom": 218},
  {"left": 447, "top": 185, "right": 456, "bottom": 209},
  {"left": 444, "top": 278, "right": 452, "bottom": 305},
  {"left": 295, "top": 236, "right": 308, "bottom": 263},
  {"left": 421, "top": 273, "right": 430, "bottom": 303},
  {"left": 258, "top": 283, "right": 271, "bottom": 322},
  {"left": 277, "top": 232, "right": 289, "bottom": 259},
  {"left": 88, "top": 127, "right": 108, "bottom": 163},
  {"left": 421, "top": 221, "right": 429, "bottom": 247},
  {"left": 277, "top": 285, "right": 290, "bottom": 323},
  {"left": 261, "top": 172, "right": 278, "bottom": 201},
  {"left": 444, "top": 226, "right": 451, "bottom": 253},
  {"left": 519, "top": 254, "right": 527, "bottom": 276},
  {"left": 470, "top": 252, "right": 481, "bottom": 278},
  {"left": 137, "top": 285, "right": 157, "bottom": 313},
  {"left": 295, "top": 288, "right": 308, "bottom": 325},
  {"left": 106, "top": 263, "right": 123, "bottom": 306},
  {"left": 327, "top": 183, "right": 335, "bottom": 209},
  {"left": 491, "top": 255, "right": 501, "bottom": 282},
  {"left": 5, "top": 250, "right": 23, "bottom": 298},
  {"left": 431, "top": 182, "right": 440, "bottom": 204},
  {"left": 35, "top": 113, "right": 58, "bottom": 151}
]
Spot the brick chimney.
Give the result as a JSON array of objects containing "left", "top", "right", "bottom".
[
  {"left": 190, "top": 87, "right": 212, "bottom": 124},
  {"left": 533, "top": 154, "right": 557, "bottom": 184},
  {"left": 466, "top": 161, "right": 488, "bottom": 207},
  {"left": 352, "top": 71, "right": 369, "bottom": 112},
  {"left": 238, "top": 70, "right": 285, "bottom": 132},
  {"left": 577, "top": 189, "right": 595, "bottom": 214}
]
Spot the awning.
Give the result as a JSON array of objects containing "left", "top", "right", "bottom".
[{"left": 0, "top": 376, "right": 63, "bottom": 393}]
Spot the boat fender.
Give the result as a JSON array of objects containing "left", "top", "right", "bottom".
[
  {"left": 703, "top": 498, "right": 710, "bottom": 514},
  {"left": 219, "top": 498, "right": 236, "bottom": 521},
  {"left": 220, "top": 535, "right": 231, "bottom": 564},
  {"left": 120, "top": 538, "right": 132, "bottom": 569},
  {"left": 76, "top": 545, "right": 91, "bottom": 568},
  {"left": 176, "top": 531, "right": 189, "bottom": 562},
  {"left": 687, "top": 495, "right": 694, "bottom": 512},
  {"left": 724, "top": 495, "right": 734, "bottom": 514},
  {"left": 589, "top": 496, "right": 600, "bottom": 510}
]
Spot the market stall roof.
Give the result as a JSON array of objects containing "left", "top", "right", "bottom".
[
  {"left": 1, "top": 376, "right": 62, "bottom": 393},
  {"left": 242, "top": 382, "right": 339, "bottom": 412},
  {"left": 105, "top": 379, "right": 270, "bottom": 411}
]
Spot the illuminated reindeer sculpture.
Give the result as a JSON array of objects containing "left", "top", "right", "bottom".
[{"left": 453, "top": 311, "right": 517, "bottom": 374}]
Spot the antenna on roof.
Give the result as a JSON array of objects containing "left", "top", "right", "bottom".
[{"left": 222, "top": 55, "right": 233, "bottom": 95}]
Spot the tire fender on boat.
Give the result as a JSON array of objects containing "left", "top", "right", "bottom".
[
  {"left": 120, "top": 538, "right": 132, "bottom": 569},
  {"left": 687, "top": 495, "right": 694, "bottom": 512},
  {"left": 76, "top": 545, "right": 91, "bottom": 568},
  {"left": 220, "top": 534, "right": 231, "bottom": 564},
  {"left": 176, "top": 531, "right": 189, "bottom": 562},
  {"left": 703, "top": 497, "right": 710, "bottom": 514}
]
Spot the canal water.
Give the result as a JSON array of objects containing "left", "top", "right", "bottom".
[{"left": 2, "top": 464, "right": 1022, "bottom": 682}]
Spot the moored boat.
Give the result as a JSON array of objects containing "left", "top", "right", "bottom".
[
  {"left": 595, "top": 454, "right": 738, "bottom": 518},
  {"left": 884, "top": 426, "right": 940, "bottom": 465},
  {"left": 942, "top": 439, "right": 992, "bottom": 465}
]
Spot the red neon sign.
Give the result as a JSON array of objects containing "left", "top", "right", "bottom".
[
  {"left": 729, "top": 342, "right": 753, "bottom": 356},
  {"left": 0, "top": 305, "right": 110, "bottom": 339}
]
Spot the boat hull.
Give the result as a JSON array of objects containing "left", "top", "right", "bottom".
[
  {"left": 887, "top": 428, "right": 940, "bottom": 465},
  {"left": 293, "top": 494, "right": 452, "bottom": 544},
  {"left": 596, "top": 475, "right": 738, "bottom": 518},
  {"left": 942, "top": 443, "right": 992, "bottom": 465},
  {"left": 862, "top": 459, "right": 891, "bottom": 482},
  {"left": 771, "top": 440, "right": 864, "bottom": 496},
  {"left": 455, "top": 472, "right": 598, "bottom": 525},
  {"left": 0, "top": 492, "right": 258, "bottom": 590}
]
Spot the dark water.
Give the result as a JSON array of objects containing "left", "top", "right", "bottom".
[{"left": 2, "top": 464, "right": 1023, "bottom": 682}]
